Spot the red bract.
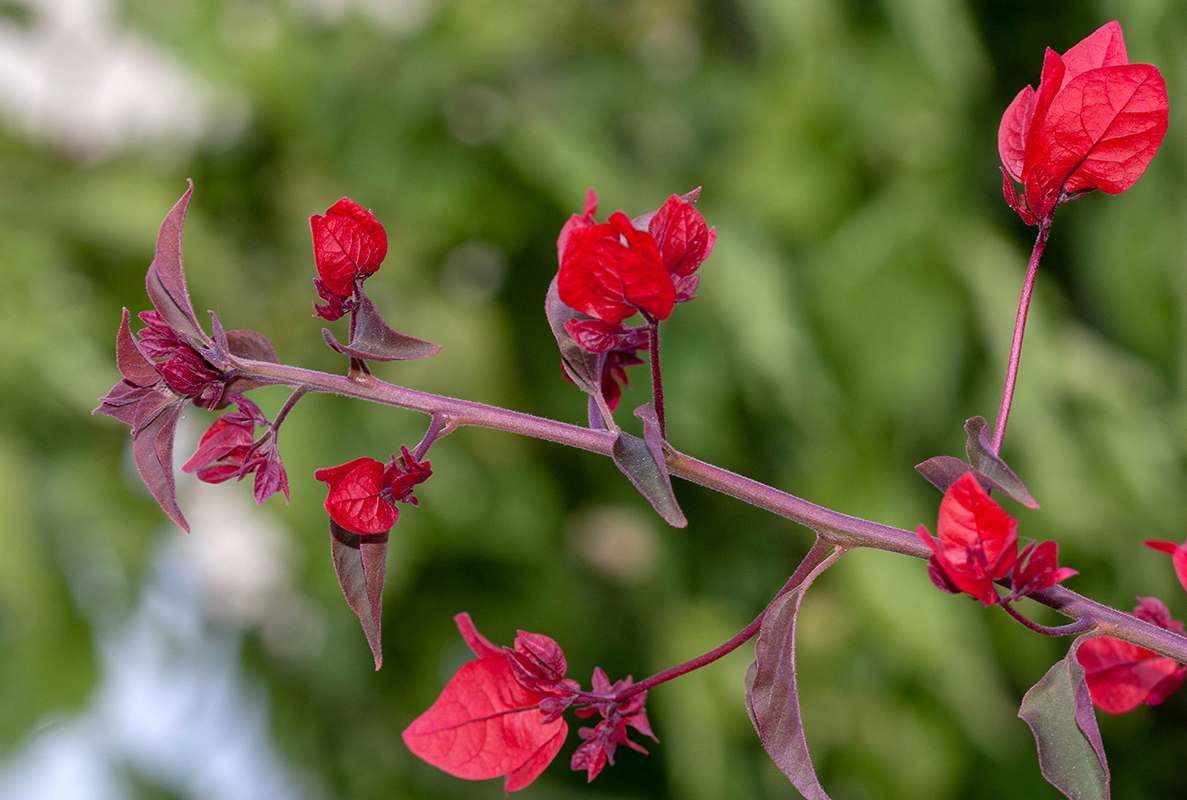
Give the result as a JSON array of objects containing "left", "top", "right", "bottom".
[
  {"left": 402, "top": 614, "right": 570, "bottom": 793},
  {"left": 571, "top": 668, "right": 656, "bottom": 782},
  {"left": 1144, "top": 538, "right": 1187, "bottom": 595},
  {"left": 918, "top": 472, "right": 1018, "bottom": 606},
  {"left": 182, "top": 397, "right": 290, "bottom": 504},
  {"left": 558, "top": 212, "right": 675, "bottom": 324},
  {"left": 1078, "top": 598, "right": 1187, "bottom": 715},
  {"left": 310, "top": 198, "right": 388, "bottom": 297},
  {"left": 1010, "top": 540, "right": 1078, "bottom": 600},
  {"left": 998, "top": 21, "right": 1168, "bottom": 225},
  {"left": 315, "top": 448, "right": 431, "bottom": 536},
  {"left": 647, "top": 194, "right": 715, "bottom": 278}
]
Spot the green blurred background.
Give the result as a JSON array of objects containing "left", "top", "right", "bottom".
[{"left": 2, "top": 0, "right": 1186, "bottom": 798}]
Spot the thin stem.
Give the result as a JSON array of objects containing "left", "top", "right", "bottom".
[
  {"left": 1000, "top": 600, "right": 1096, "bottom": 637},
  {"left": 227, "top": 356, "right": 1187, "bottom": 665},
  {"left": 613, "top": 538, "right": 838, "bottom": 703},
  {"left": 413, "top": 413, "right": 450, "bottom": 461},
  {"left": 646, "top": 317, "right": 665, "bottom": 438},
  {"left": 271, "top": 385, "right": 308, "bottom": 441},
  {"left": 991, "top": 221, "right": 1051, "bottom": 455}
]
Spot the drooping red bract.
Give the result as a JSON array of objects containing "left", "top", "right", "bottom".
[
  {"left": 570, "top": 668, "right": 656, "bottom": 782},
  {"left": 1078, "top": 597, "right": 1187, "bottom": 715},
  {"left": 402, "top": 613, "right": 570, "bottom": 793},
  {"left": 315, "top": 457, "right": 398, "bottom": 535},
  {"left": 647, "top": 194, "right": 715, "bottom": 278},
  {"left": 998, "top": 20, "right": 1168, "bottom": 224},
  {"left": 558, "top": 212, "right": 675, "bottom": 324},
  {"left": 918, "top": 472, "right": 1018, "bottom": 606},
  {"left": 1011, "top": 540, "right": 1078, "bottom": 599},
  {"left": 310, "top": 197, "right": 388, "bottom": 297}
]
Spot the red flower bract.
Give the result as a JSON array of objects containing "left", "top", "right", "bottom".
[
  {"left": 1144, "top": 537, "right": 1187, "bottom": 595},
  {"left": 998, "top": 21, "right": 1168, "bottom": 224},
  {"left": 1078, "top": 598, "right": 1187, "bottom": 715},
  {"left": 918, "top": 473, "right": 1018, "bottom": 606},
  {"left": 402, "top": 614, "right": 570, "bottom": 793},
  {"left": 310, "top": 197, "right": 388, "bottom": 297}
]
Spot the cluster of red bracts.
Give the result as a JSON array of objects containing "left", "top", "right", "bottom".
[
  {"left": 310, "top": 197, "right": 388, "bottom": 321},
  {"left": 402, "top": 614, "right": 655, "bottom": 792},
  {"left": 555, "top": 189, "right": 714, "bottom": 410},
  {"left": 998, "top": 21, "right": 1168, "bottom": 226},
  {"left": 314, "top": 448, "right": 430, "bottom": 536}
]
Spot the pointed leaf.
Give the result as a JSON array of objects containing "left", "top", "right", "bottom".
[
  {"left": 1019, "top": 635, "right": 1110, "bottom": 800},
  {"left": 611, "top": 406, "right": 685, "bottom": 527},
  {"left": 132, "top": 400, "right": 188, "bottom": 532},
  {"left": 145, "top": 181, "right": 208, "bottom": 345},
  {"left": 964, "top": 417, "right": 1039, "bottom": 508},
  {"left": 322, "top": 293, "right": 439, "bottom": 362},
  {"left": 545, "top": 276, "right": 603, "bottom": 398},
  {"left": 115, "top": 307, "right": 159, "bottom": 386},
  {"left": 916, "top": 455, "right": 1033, "bottom": 506},
  {"left": 329, "top": 521, "right": 387, "bottom": 669},
  {"left": 746, "top": 562, "right": 836, "bottom": 799}
]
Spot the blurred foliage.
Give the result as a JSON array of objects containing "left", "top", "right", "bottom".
[{"left": 2, "top": 0, "right": 1187, "bottom": 798}]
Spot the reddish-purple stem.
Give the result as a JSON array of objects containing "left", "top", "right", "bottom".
[
  {"left": 228, "top": 356, "right": 1187, "bottom": 665},
  {"left": 611, "top": 538, "right": 836, "bottom": 703},
  {"left": 1000, "top": 599, "right": 1095, "bottom": 637},
  {"left": 991, "top": 221, "right": 1051, "bottom": 455}
]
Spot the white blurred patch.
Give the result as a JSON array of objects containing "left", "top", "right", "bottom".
[
  {"left": 0, "top": 0, "right": 248, "bottom": 160},
  {"left": 569, "top": 506, "right": 661, "bottom": 584}
]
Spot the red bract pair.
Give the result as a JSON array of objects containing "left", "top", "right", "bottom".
[
  {"left": 1078, "top": 597, "right": 1187, "bottom": 715},
  {"left": 917, "top": 473, "right": 1076, "bottom": 606},
  {"left": 998, "top": 20, "right": 1168, "bottom": 225},
  {"left": 181, "top": 395, "right": 289, "bottom": 504},
  {"left": 557, "top": 189, "right": 713, "bottom": 325},
  {"left": 403, "top": 614, "right": 655, "bottom": 792},
  {"left": 314, "top": 446, "right": 431, "bottom": 535},
  {"left": 311, "top": 198, "right": 388, "bottom": 321}
]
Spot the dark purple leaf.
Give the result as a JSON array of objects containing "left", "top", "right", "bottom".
[
  {"left": 964, "top": 417, "right": 1039, "bottom": 508},
  {"left": 322, "top": 293, "right": 439, "bottom": 362},
  {"left": 115, "top": 308, "right": 159, "bottom": 386},
  {"left": 610, "top": 405, "right": 685, "bottom": 527},
  {"left": 145, "top": 181, "right": 209, "bottom": 346},
  {"left": 1018, "top": 635, "right": 1110, "bottom": 800},
  {"left": 545, "top": 276, "right": 604, "bottom": 399},
  {"left": 132, "top": 400, "right": 188, "bottom": 532},
  {"left": 916, "top": 456, "right": 1021, "bottom": 500},
  {"left": 746, "top": 577, "right": 831, "bottom": 799},
  {"left": 221, "top": 328, "right": 281, "bottom": 397},
  {"left": 329, "top": 520, "right": 388, "bottom": 669}
]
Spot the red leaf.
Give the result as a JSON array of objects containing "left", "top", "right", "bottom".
[
  {"left": 132, "top": 400, "right": 188, "bottom": 532},
  {"left": 402, "top": 655, "right": 568, "bottom": 788},
  {"left": 311, "top": 198, "right": 388, "bottom": 296},
  {"left": 917, "top": 472, "right": 1017, "bottom": 606},
  {"left": 1011, "top": 541, "right": 1078, "bottom": 598},
  {"left": 315, "top": 457, "right": 398, "bottom": 535},
  {"left": 1077, "top": 598, "right": 1187, "bottom": 715},
  {"left": 557, "top": 213, "right": 675, "bottom": 324},
  {"left": 455, "top": 612, "right": 504, "bottom": 659},
  {"left": 146, "top": 181, "right": 209, "bottom": 345}
]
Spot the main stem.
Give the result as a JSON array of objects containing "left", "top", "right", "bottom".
[
  {"left": 991, "top": 221, "right": 1051, "bottom": 455},
  {"left": 233, "top": 356, "right": 1187, "bottom": 664}
]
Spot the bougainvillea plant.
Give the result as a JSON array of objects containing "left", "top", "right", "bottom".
[{"left": 94, "top": 20, "right": 1185, "bottom": 799}]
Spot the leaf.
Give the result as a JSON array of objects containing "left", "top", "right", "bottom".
[
  {"left": 746, "top": 566, "right": 834, "bottom": 799},
  {"left": 322, "top": 293, "right": 439, "bottom": 362},
  {"left": 329, "top": 520, "right": 388, "bottom": 669},
  {"left": 915, "top": 455, "right": 1037, "bottom": 509},
  {"left": 115, "top": 307, "right": 159, "bottom": 386},
  {"left": 132, "top": 400, "right": 188, "bottom": 532},
  {"left": 964, "top": 417, "right": 1039, "bottom": 508},
  {"left": 145, "top": 180, "right": 209, "bottom": 345},
  {"left": 402, "top": 654, "right": 568, "bottom": 785},
  {"left": 1019, "top": 635, "right": 1110, "bottom": 800},
  {"left": 545, "top": 276, "right": 603, "bottom": 398},
  {"left": 610, "top": 405, "right": 686, "bottom": 527}
]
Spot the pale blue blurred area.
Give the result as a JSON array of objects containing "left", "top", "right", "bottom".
[{"left": 0, "top": 0, "right": 1185, "bottom": 798}]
